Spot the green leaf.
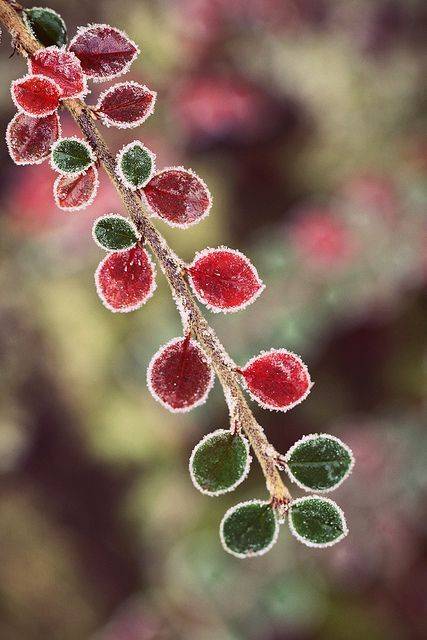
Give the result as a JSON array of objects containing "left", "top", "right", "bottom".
[
  {"left": 51, "top": 138, "right": 95, "bottom": 175},
  {"left": 117, "top": 142, "right": 155, "bottom": 190},
  {"left": 23, "top": 7, "right": 67, "bottom": 47},
  {"left": 220, "top": 500, "right": 279, "bottom": 558},
  {"left": 93, "top": 214, "right": 138, "bottom": 251},
  {"left": 285, "top": 434, "right": 354, "bottom": 492},
  {"left": 189, "top": 429, "right": 251, "bottom": 496},
  {"left": 289, "top": 496, "right": 348, "bottom": 548}
]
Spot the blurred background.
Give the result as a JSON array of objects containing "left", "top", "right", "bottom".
[{"left": 0, "top": 0, "right": 426, "bottom": 638}]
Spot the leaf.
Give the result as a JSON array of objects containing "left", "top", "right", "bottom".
[
  {"left": 288, "top": 496, "right": 348, "bottom": 548},
  {"left": 54, "top": 166, "right": 99, "bottom": 212},
  {"left": 143, "top": 167, "right": 212, "bottom": 228},
  {"left": 29, "top": 46, "right": 87, "bottom": 99},
  {"left": 220, "top": 500, "right": 279, "bottom": 558},
  {"left": 96, "top": 81, "right": 156, "bottom": 128},
  {"left": 189, "top": 429, "right": 251, "bottom": 495},
  {"left": 23, "top": 7, "right": 67, "bottom": 48},
  {"left": 188, "top": 246, "right": 265, "bottom": 313},
  {"left": 116, "top": 141, "right": 155, "bottom": 190},
  {"left": 147, "top": 336, "right": 214, "bottom": 413},
  {"left": 69, "top": 24, "right": 139, "bottom": 82},
  {"left": 11, "top": 74, "right": 61, "bottom": 118},
  {"left": 92, "top": 214, "right": 138, "bottom": 251},
  {"left": 285, "top": 434, "right": 354, "bottom": 492},
  {"left": 6, "top": 112, "right": 60, "bottom": 166},
  {"left": 95, "top": 245, "right": 156, "bottom": 313},
  {"left": 51, "top": 137, "right": 95, "bottom": 175},
  {"left": 240, "top": 349, "right": 312, "bottom": 412}
]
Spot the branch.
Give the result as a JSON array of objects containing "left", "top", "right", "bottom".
[{"left": 0, "top": 0, "right": 291, "bottom": 504}]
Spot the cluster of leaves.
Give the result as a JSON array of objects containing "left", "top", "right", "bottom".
[{"left": 5, "top": 5, "right": 355, "bottom": 557}]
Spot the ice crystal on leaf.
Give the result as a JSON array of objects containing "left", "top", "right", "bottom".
[
  {"left": 23, "top": 7, "right": 67, "bottom": 48},
  {"left": 29, "top": 47, "right": 87, "bottom": 99},
  {"left": 220, "top": 500, "right": 279, "bottom": 558},
  {"left": 188, "top": 247, "right": 265, "bottom": 313},
  {"left": 147, "top": 336, "right": 215, "bottom": 413},
  {"left": 92, "top": 214, "right": 139, "bottom": 251},
  {"left": 54, "top": 165, "right": 99, "bottom": 211},
  {"left": 6, "top": 111, "right": 60, "bottom": 165},
  {"left": 50, "top": 137, "right": 96, "bottom": 175},
  {"left": 11, "top": 74, "right": 61, "bottom": 117},
  {"left": 95, "top": 245, "right": 156, "bottom": 313},
  {"left": 95, "top": 82, "right": 156, "bottom": 128},
  {"left": 116, "top": 141, "right": 155, "bottom": 190},
  {"left": 288, "top": 496, "right": 348, "bottom": 548}
]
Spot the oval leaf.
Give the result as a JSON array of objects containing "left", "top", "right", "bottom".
[
  {"left": 23, "top": 7, "right": 67, "bottom": 47},
  {"left": 92, "top": 214, "right": 138, "bottom": 251},
  {"left": 29, "top": 46, "right": 87, "bottom": 99},
  {"left": 285, "top": 434, "right": 354, "bottom": 492},
  {"left": 220, "top": 500, "right": 279, "bottom": 558},
  {"left": 6, "top": 111, "right": 60, "bottom": 165},
  {"left": 189, "top": 429, "right": 251, "bottom": 496},
  {"left": 240, "top": 349, "right": 312, "bottom": 412},
  {"left": 69, "top": 24, "right": 139, "bottom": 82},
  {"left": 288, "top": 496, "right": 348, "bottom": 548},
  {"left": 51, "top": 137, "right": 95, "bottom": 175},
  {"left": 188, "top": 247, "right": 265, "bottom": 313},
  {"left": 147, "top": 336, "right": 214, "bottom": 413},
  {"left": 95, "top": 245, "right": 156, "bottom": 313},
  {"left": 96, "top": 81, "right": 156, "bottom": 128},
  {"left": 116, "top": 141, "right": 155, "bottom": 190},
  {"left": 54, "top": 166, "right": 99, "bottom": 212},
  {"left": 11, "top": 74, "right": 61, "bottom": 118},
  {"left": 143, "top": 167, "right": 212, "bottom": 228}
]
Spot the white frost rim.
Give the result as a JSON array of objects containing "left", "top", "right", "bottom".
[
  {"left": 288, "top": 495, "right": 348, "bottom": 548},
  {"left": 92, "top": 213, "right": 140, "bottom": 250},
  {"left": 50, "top": 136, "right": 96, "bottom": 176},
  {"left": 115, "top": 140, "right": 156, "bottom": 191},
  {"left": 6, "top": 111, "right": 62, "bottom": 166},
  {"left": 28, "top": 46, "right": 89, "bottom": 100},
  {"left": 22, "top": 6, "right": 66, "bottom": 42},
  {"left": 219, "top": 499, "right": 279, "bottom": 559},
  {"left": 53, "top": 165, "right": 99, "bottom": 212},
  {"left": 11, "top": 73, "right": 61, "bottom": 118},
  {"left": 95, "top": 81, "right": 157, "bottom": 129}
]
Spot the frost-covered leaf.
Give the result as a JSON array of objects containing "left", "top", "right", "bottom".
[
  {"left": 51, "top": 137, "right": 95, "bottom": 175},
  {"left": 116, "top": 141, "right": 155, "bottom": 190},
  {"left": 6, "top": 111, "right": 60, "bottom": 165},
  {"left": 92, "top": 214, "right": 138, "bottom": 251},
  {"left": 240, "top": 349, "right": 312, "bottom": 412},
  {"left": 69, "top": 24, "right": 139, "bottom": 82},
  {"left": 285, "top": 434, "right": 354, "bottom": 492},
  {"left": 54, "top": 165, "right": 99, "bottom": 211},
  {"left": 220, "top": 500, "right": 279, "bottom": 558},
  {"left": 23, "top": 7, "right": 67, "bottom": 47},
  {"left": 143, "top": 167, "right": 212, "bottom": 228},
  {"left": 189, "top": 429, "right": 251, "bottom": 496},
  {"left": 288, "top": 496, "right": 348, "bottom": 548},
  {"left": 11, "top": 74, "right": 61, "bottom": 117},
  {"left": 96, "top": 81, "right": 156, "bottom": 128},
  {"left": 188, "top": 247, "right": 264, "bottom": 313},
  {"left": 147, "top": 336, "right": 214, "bottom": 413},
  {"left": 95, "top": 245, "right": 156, "bottom": 313},
  {"left": 29, "top": 46, "right": 87, "bottom": 99}
]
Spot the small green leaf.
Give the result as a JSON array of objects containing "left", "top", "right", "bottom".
[
  {"left": 189, "top": 429, "right": 251, "bottom": 496},
  {"left": 24, "top": 7, "right": 67, "bottom": 47},
  {"left": 285, "top": 434, "right": 354, "bottom": 492},
  {"left": 51, "top": 138, "right": 95, "bottom": 175},
  {"left": 93, "top": 214, "right": 139, "bottom": 251},
  {"left": 117, "top": 141, "right": 155, "bottom": 190},
  {"left": 289, "top": 496, "right": 348, "bottom": 548},
  {"left": 220, "top": 500, "right": 279, "bottom": 558}
]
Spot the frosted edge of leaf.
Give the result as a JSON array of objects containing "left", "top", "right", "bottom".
[
  {"left": 6, "top": 111, "right": 62, "bottom": 166},
  {"left": 11, "top": 73, "right": 61, "bottom": 118},
  {"left": 189, "top": 428, "right": 252, "bottom": 497},
  {"left": 219, "top": 499, "right": 280, "bottom": 559},
  {"left": 53, "top": 165, "right": 99, "bottom": 212},
  {"left": 91, "top": 212, "right": 139, "bottom": 250},
  {"left": 146, "top": 336, "right": 215, "bottom": 414},
  {"left": 288, "top": 495, "right": 349, "bottom": 548},
  {"left": 22, "top": 7, "right": 66, "bottom": 43},
  {"left": 187, "top": 245, "right": 266, "bottom": 314},
  {"left": 50, "top": 136, "right": 96, "bottom": 176},
  {"left": 284, "top": 433, "right": 355, "bottom": 494},
  {"left": 68, "top": 23, "right": 140, "bottom": 83},
  {"left": 95, "top": 81, "right": 157, "bottom": 129},
  {"left": 94, "top": 248, "right": 157, "bottom": 313},
  {"left": 141, "top": 165, "right": 213, "bottom": 229},
  {"left": 115, "top": 140, "right": 156, "bottom": 191},
  {"left": 239, "top": 348, "right": 314, "bottom": 413},
  {"left": 28, "top": 46, "right": 89, "bottom": 100}
]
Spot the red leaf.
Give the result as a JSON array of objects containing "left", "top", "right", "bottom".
[
  {"left": 54, "top": 166, "right": 99, "bottom": 211},
  {"left": 143, "top": 167, "right": 212, "bottom": 227},
  {"left": 96, "top": 81, "right": 156, "bottom": 128},
  {"left": 240, "top": 349, "right": 312, "bottom": 411},
  {"left": 95, "top": 245, "right": 156, "bottom": 313},
  {"left": 147, "top": 336, "right": 214, "bottom": 412},
  {"left": 188, "top": 247, "right": 264, "bottom": 313},
  {"left": 11, "top": 74, "right": 61, "bottom": 117},
  {"left": 29, "top": 46, "right": 87, "bottom": 99},
  {"left": 6, "top": 111, "right": 60, "bottom": 165},
  {"left": 69, "top": 24, "right": 139, "bottom": 82}
]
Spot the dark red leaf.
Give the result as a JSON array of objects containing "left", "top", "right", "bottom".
[
  {"left": 96, "top": 81, "right": 156, "bottom": 128},
  {"left": 11, "top": 74, "right": 61, "bottom": 117},
  {"left": 54, "top": 166, "right": 99, "bottom": 211},
  {"left": 29, "top": 46, "right": 87, "bottom": 99},
  {"left": 6, "top": 111, "right": 60, "bottom": 165}
]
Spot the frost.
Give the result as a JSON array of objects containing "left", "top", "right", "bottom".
[
  {"left": 6, "top": 111, "right": 61, "bottom": 166},
  {"left": 220, "top": 499, "right": 279, "bottom": 559},
  {"left": 50, "top": 136, "right": 96, "bottom": 176},
  {"left": 95, "top": 81, "right": 156, "bottom": 128},
  {"left": 11, "top": 74, "right": 61, "bottom": 117},
  {"left": 54, "top": 165, "right": 99, "bottom": 212},
  {"left": 288, "top": 496, "right": 348, "bottom": 548},
  {"left": 29, "top": 46, "right": 88, "bottom": 99},
  {"left": 23, "top": 7, "right": 67, "bottom": 48},
  {"left": 115, "top": 141, "right": 156, "bottom": 190},
  {"left": 92, "top": 213, "right": 139, "bottom": 251}
]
